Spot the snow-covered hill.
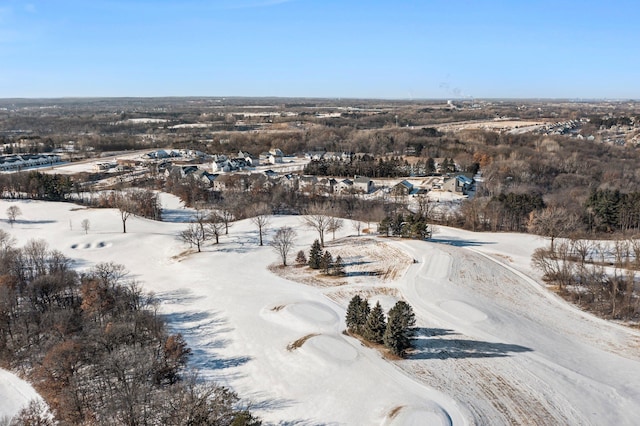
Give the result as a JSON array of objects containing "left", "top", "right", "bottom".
[{"left": 1, "top": 196, "right": 639, "bottom": 425}]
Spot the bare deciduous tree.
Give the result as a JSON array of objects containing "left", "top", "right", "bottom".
[
  {"left": 352, "top": 220, "right": 362, "bottom": 236},
  {"left": 6, "top": 205, "right": 21, "bottom": 227},
  {"left": 206, "top": 214, "right": 225, "bottom": 244},
  {"left": 527, "top": 207, "right": 577, "bottom": 252},
  {"left": 219, "top": 208, "right": 234, "bottom": 235},
  {"left": 179, "top": 209, "right": 214, "bottom": 253},
  {"left": 250, "top": 209, "right": 271, "bottom": 246},
  {"left": 269, "top": 226, "right": 297, "bottom": 266},
  {"left": 302, "top": 207, "right": 331, "bottom": 247},
  {"left": 328, "top": 217, "right": 343, "bottom": 241},
  {"left": 81, "top": 219, "right": 90, "bottom": 234},
  {"left": 115, "top": 192, "right": 134, "bottom": 234},
  {"left": 180, "top": 223, "right": 208, "bottom": 252},
  {"left": 0, "top": 229, "right": 16, "bottom": 252}
]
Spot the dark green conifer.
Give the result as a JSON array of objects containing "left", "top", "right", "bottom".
[
  {"left": 383, "top": 301, "right": 416, "bottom": 357},
  {"left": 332, "top": 255, "right": 345, "bottom": 276},
  {"left": 320, "top": 250, "right": 333, "bottom": 274},
  {"left": 363, "top": 301, "right": 386, "bottom": 344},
  {"left": 308, "top": 239, "right": 322, "bottom": 269}
]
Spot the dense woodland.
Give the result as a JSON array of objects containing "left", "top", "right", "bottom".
[
  {"left": 3, "top": 98, "right": 640, "bottom": 237},
  {"left": 0, "top": 232, "right": 259, "bottom": 424}
]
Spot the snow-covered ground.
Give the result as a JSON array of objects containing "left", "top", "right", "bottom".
[
  {"left": 1, "top": 195, "right": 640, "bottom": 425},
  {"left": 0, "top": 369, "right": 43, "bottom": 421}
]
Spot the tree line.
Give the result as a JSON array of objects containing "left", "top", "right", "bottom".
[{"left": 0, "top": 171, "right": 73, "bottom": 201}]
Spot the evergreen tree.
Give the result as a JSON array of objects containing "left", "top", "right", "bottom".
[
  {"left": 378, "top": 217, "right": 391, "bottom": 236},
  {"left": 363, "top": 301, "right": 386, "bottom": 344},
  {"left": 320, "top": 250, "right": 333, "bottom": 274},
  {"left": 332, "top": 255, "right": 345, "bottom": 276},
  {"left": 391, "top": 214, "right": 404, "bottom": 236},
  {"left": 295, "top": 250, "right": 307, "bottom": 266},
  {"left": 359, "top": 298, "right": 371, "bottom": 334},
  {"left": 346, "top": 295, "right": 364, "bottom": 333},
  {"left": 308, "top": 239, "right": 322, "bottom": 269},
  {"left": 383, "top": 301, "right": 416, "bottom": 357}
]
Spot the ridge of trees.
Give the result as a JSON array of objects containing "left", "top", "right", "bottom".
[{"left": 0, "top": 232, "right": 260, "bottom": 425}]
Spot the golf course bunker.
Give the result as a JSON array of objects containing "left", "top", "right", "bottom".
[
  {"left": 303, "top": 334, "right": 358, "bottom": 362},
  {"left": 383, "top": 404, "right": 452, "bottom": 426},
  {"left": 439, "top": 300, "right": 488, "bottom": 323},
  {"left": 286, "top": 301, "right": 339, "bottom": 329},
  {"left": 263, "top": 301, "right": 339, "bottom": 332},
  {"left": 71, "top": 241, "right": 112, "bottom": 250}
]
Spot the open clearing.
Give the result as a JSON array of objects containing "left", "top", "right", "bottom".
[{"left": 2, "top": 196, "right": 640, "bottom": 425}]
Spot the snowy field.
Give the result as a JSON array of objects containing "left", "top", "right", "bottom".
[{"left": 1, "top": 195, "right": 640, "bottom": 425}]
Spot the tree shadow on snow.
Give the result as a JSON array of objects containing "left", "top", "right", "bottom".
[
  {"left": 245, "top": 397, "right": 296, "bottom": 413},
  {"left": 415, "top": 327, "right": 457, "bottom": 337},
  {"left": 276, "top": 421, "right": 340, "bottom": 426},
  {"left": 344, "top": 259, "right": 373, "bottom": 267},
  {"left": 429, "top": 237, "right": 495, "bottom": 247},
  {"left": 10, "top": 218, "right": 57, "bottom": 226},
  {"left": 345, "top": 270, "right": 382, "bottom": 277},
  {"left": 410, "top": 328, "right": 532, "bottom": 360},
  {"left": 162, "top": 308, "right": 252, "bottom": 379},
  {"left": 156, "top": 288, "right": 206, "bottom": 305}
]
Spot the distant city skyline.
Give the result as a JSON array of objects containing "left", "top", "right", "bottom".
[{"left": 1, "top": 0, "right": 638, "bottom": 99}]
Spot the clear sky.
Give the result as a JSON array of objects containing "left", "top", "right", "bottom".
[{"left": 1, "top": 0, "right": 638, "bottom": 99}]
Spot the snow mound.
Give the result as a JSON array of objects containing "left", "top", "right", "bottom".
[
  {"left": 286, "top": 301, "right": 339, "bottom": 326},
  {"left": 263, "top": 301, "right": 339, "bottom": 332},
  {"left": 383, "top": 405, "right": 452, "bottom": 426},
  {"left": 438, "top": 300, "right": 488, "bottom": 323},
  {"left": 303, "top": 334, "right": 358, "bottom": 362},
  {"left": 71, "top": 241, "right": 112, "bottom": 250}
]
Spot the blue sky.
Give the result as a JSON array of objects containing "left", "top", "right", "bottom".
[{"left": 0, "top": 0, "right": 638, "bottom": 99}]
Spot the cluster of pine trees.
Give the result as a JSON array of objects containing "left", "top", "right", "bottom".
[
  {"left": 345, "top": 295, "right": 416, "bottom": 357},
  {"left": 0, "top": 171, "right": 73, "bottom": 201},
  {"left": 378, "top": 212, "right": 433, "bottom": 240},
  {"left": 297, "top": 239, "right": 345, "bottom": 276},
  {"left": 585, "top": 189, "right": 640, "bottom": 233},
  {"left": 303, "top": 156, "right": 410, "bottom": 179}
]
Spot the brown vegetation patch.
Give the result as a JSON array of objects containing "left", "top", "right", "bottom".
[
  {"left": 492, "top": 253, "right": 513, "bottom": 263},
  {"left": 171, "top": 249, "right": 194, "bottom": 261},
  {"left": 345, "top": 330, "right": 403, "bottom": 360},
  {"left": 388, "top": 405, "right": 405, "bottom": 419},
  {"left": 270, "top": 237, "right": 411, "bottom": 288},
  {"left": 326, "top": 287, "right": 401, "bottom": 306},
  {"left": 287, "top": 333, "right": 319, "bottom": 351}
]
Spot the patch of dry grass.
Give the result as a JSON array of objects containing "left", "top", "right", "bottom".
[
  {"left": 287, "top": 333, "right": 319, "bottom": 351},
  {"left": 269, "top": 236, "right": 412, "bottom": 288},
  {"left": 388, "top": 405, "right": 405, "bottom": 419}
]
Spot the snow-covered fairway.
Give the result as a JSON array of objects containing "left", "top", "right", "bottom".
[{"left": 1, "top": 196, "right": 640, "bottom": 425}]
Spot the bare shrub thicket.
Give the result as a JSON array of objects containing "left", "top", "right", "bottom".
[{"left": 532, "top": 237, "right": 640, "bottom": 320}]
